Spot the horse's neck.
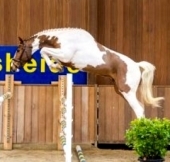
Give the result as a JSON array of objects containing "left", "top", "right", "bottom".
[
  {"left": 30, "top": 28, "right": 95, "bottom": 54},
  {"left": 31, "top": 37, "right": 41, "bottom": 54},
  {"left": 102, "top": 45, "right": 119, "bottom": 55}
]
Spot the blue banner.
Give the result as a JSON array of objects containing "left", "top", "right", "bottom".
[{"left": 0, "top": 46, "right": 87, "bottom": 84}]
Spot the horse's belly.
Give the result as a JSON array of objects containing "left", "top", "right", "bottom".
[{"left": 71, "top": 50, "right": 106, "bottom": 69}]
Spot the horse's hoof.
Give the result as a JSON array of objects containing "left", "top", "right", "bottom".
[{"left": 58, "top": 67, "right": 64, "bottom": 73}]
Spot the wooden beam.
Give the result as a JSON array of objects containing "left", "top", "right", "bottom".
[
  {"left": 51, "top": 81, "right": 58, "bottom": 85},
  {"left": 57, "top": 76, "right": 66, "bottom": 150},
  {"left": 3, "top": 75, "right": 14, "bottom": 150},
  {"left": 0, "top": 81, "right": 21, "bottom": 85}
]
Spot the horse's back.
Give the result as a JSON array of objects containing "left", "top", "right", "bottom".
[{"left": 35, "top": 28, "right": 95, "bottom": 43}]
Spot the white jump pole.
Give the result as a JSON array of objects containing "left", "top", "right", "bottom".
[
  {"left": 76, "top": 145, "right": 86, "bottom": 162},
  {"left": 59, "top": 74, "right": 73, "bottom": 162},
  {"left": 65, "top": 74, "right": 73, "bottom": 162}
]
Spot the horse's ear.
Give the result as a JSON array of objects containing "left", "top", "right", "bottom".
[{"left": 18, "top": 37, "right": 24, "bottom": 44}]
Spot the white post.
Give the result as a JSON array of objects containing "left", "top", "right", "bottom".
[{"left": 65, "top": 74, "right": 73, "bottom": 162}]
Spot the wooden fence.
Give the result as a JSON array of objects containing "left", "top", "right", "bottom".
[
  {"left": 97, "top": 85, "right": 169, "bottom": 144},
  {"left": 0, "top": 75, "right": 96, "bottom": 150},
  {"left": 0, "top": 75, "right": 169, "bottom": 149}
]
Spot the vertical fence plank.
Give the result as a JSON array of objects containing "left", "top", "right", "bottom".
[
  {"left": 88, "top": 86, "right": 96, "bottom": 143},
  {"left": 43, "top": 0, "right": 51, "bottom": 29},
  {"left": 136, "top": 0, "right": 143, "bottom": 61},
  {"left": 17, "top": 0, "right": 31, "bottom": 38},
  {"left": 98, "top": 86, "right": 106, "bottom": 142},
  {"left": 0, "top": 0, "right": 4, "bottom": 43},
  {"left": 52, "top": 85, "right": 59, "bottom": 143},
  {"left": 148, "top": 0, "right": 155, "bottom": 64},
  {"left": 104, "top": 0, "right": 111, "bottom": 48},
  {"left": 81, "top": 87, "right": 89, "bottom": 143},
  {"left": 16, "top": 86, "right": 25, "bottom": 143},
  {"left": 151, "top": 87, "right": 159, "bottom": 117},
  {"left": 157, "top": 87, "right": 165, "bottom": 118},
  {"left": 24, "top": 86, "right": 32, "bottom": 143},
  {"left": 142, "top": 0, "right": 150, "bottom": 61},
  {"left": 105, "top": 87, "right": 113, "bottom": 142},
  {"left": 13, "top": 86, "right": 18, "bottom": 143},
  {"left": 73, "top": 87, "right": 82, "bottom": 143},
  {"left": 0, "top": 86, "right": 4, "bottom": 143},
  {"left": 38, "top": 86, "right": 46, "bottom": 143},
  {"left": 111, "top": 87, "right": 119, "bottom": 142},
  {"left": 154, "top": 0, "right": 162, "bottom": 83},
  {"left": 118, "top": 95, "right": 125, "bottom": 142},
  {"left": 31, "top": 86, "right": 38, "bottom": 143},
  {"left": 160, "top": 0, "right": 168, "bottom": 85},
  {"left": 4, "top": 0, "right": 17, "bottom": 44},
  {"left": 167, "top": 0, "right": 170, "bottom": 84},
  {"left": 164, "top": 87, "right": 170, "bottom": 118},
  {"left": 117, "top": 0, "right": 124, "bottom": 53},
  {"left": 45, "top": 86, "right": 53, "bottom": 143},
  {"left": 30, "top": 0, "right": 44, "bottom": 35}
]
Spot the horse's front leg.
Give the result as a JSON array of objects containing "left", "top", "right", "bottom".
[{"left": 40, "top": 52, "right": 63, "bottom": 71}]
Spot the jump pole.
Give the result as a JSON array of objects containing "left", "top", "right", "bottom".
[
  {"left": 76, "top": 145, "right": 86, "bottom": 162},
  {"left": 59, "top": 74, "right": 73, "bottom": 162}
]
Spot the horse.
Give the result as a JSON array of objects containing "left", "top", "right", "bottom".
[{"left": 10, "top": 28, "right": 164, "bottom": 118}]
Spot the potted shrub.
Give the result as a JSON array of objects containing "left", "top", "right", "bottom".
[{"left": 125, "top": 118, "right": 170, "bottom": 162}]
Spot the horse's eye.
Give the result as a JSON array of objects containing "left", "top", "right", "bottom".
[{"left": 17, "top": 49, "right": 20, "bottom": 52}]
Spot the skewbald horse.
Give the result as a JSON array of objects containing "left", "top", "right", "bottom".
[{"left": 10, "top": 28, "right": 164, "bottom": 118}]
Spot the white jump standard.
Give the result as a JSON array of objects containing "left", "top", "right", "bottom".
[{"left": 59, "top": 74, "right": 73, "bottom": 162}]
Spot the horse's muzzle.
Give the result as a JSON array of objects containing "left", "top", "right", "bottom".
[{"left": 10, "top": 64, "right": 18, "bottom": 72}]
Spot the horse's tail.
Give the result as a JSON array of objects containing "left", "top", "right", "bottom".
[{"left": 138, "top": 61, "right": 164, "bottom": 107}]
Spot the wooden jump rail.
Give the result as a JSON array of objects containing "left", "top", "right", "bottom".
[
  {"left": 0, "top": 74, "right": 21, "bottom": 150},
  {"left": 0, "top": 74, "right": 73, "bottom": 151},
  {"left": 0, "top": 74, "right": 87, "bottom": 160}
]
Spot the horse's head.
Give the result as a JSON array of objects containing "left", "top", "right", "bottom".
[{"left": 10, "top": 37, "right": 33, "bottom": 72}]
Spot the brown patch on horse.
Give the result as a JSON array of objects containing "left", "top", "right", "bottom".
[
  {"left": 83, "top": 43, "right": 130, "bottom": 93},
  {"left": 60, "top": 62, "right": 78, "bottom": 70},
  {"left": 38, "top": 35, "right": 61, "bottom": 48},
  {"left": 24, "top": 36, "right": 36, "bottom": 46}
]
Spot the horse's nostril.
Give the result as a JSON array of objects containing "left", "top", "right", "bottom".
[
  {"left": 10, "top": 66, "right": 15, "bottom": 72},
  {"left": 10, "top": 69, "right": 14, "bottom": 72}
]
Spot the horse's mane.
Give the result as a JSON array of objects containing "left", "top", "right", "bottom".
[
  {"left": 33, "top": 27, "right": 85, "bottom": 37},
  {"left": 25, "top": 27, "right": 93, "bottom": 42}
]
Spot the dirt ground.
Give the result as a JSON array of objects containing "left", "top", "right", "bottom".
[{"left": 0, "top": 148, "right": 170, "bottom": 162}]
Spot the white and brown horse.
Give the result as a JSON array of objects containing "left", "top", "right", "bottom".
[{"left": 10, "top": 28, "right": 164, "bottom": 118}]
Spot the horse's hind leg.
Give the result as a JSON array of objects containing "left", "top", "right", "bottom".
[
  {"left": 113, "top": 64, "right": 144, "bottom": 118},
  {"left": 121, "top": 91, "right": 145, "bottom": 118},
  {"left": 113, "top": 77, "right": 144, "bottom": 118},
  {"left": 114, "top": 76, "right": 145, "bottom": 118}
]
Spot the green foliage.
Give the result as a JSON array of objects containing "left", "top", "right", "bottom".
[{"left": 125, "top": 118, "right": 170, "bottom": 159}]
